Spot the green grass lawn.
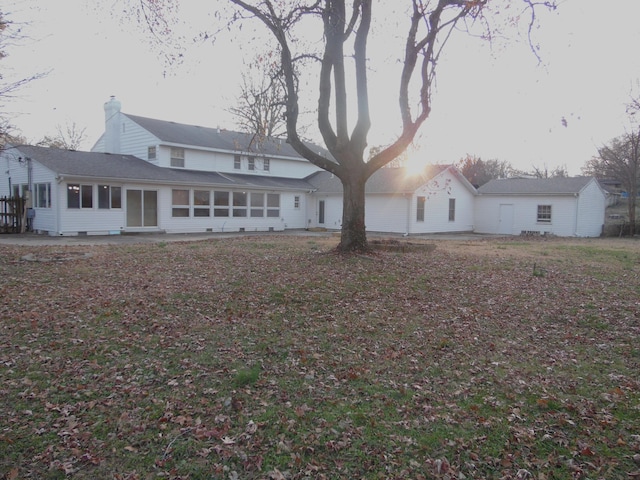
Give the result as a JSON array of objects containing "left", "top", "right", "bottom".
[{"left": 1, "top": 236, "right": 639, "bottom": 479}]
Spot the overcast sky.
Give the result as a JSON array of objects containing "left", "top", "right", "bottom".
[{"left": 3, "top": 0, "right": 640, "bottom": 175}]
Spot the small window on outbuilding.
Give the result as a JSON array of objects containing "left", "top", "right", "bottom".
[
  {"left": 537, "top": 205, "right": 552, "bottom": 223},
  {"left": 416, "top": 196, "right": 425, "bottom": 222},
  {"left": 538, "top": 205, "right": 551, "bottom": 223}
]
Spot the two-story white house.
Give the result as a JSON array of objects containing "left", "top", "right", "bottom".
[
  {"left": 0, "top": 97, "right": 478, "bottom": 236},
  {"left": 0, "top": 97, "right": 607, "bottom": 237}
]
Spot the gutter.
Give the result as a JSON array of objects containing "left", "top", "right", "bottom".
[
  {"left": 54, "top": 174, "right": 314, "bottom": 192},
  {"left": 158, "top": 141, "right": 316, "bottom": 163}
]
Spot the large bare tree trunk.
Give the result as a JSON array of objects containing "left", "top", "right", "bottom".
[
  {"left": 223, "top": 0, "right": 555, "bottom": 252},
  {"left": 339, "top": 175, "right": 367, "bottom": 252}
]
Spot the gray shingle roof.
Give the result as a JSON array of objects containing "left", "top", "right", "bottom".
[
  {"left": 12, "top": 145, "right": 315, "bottom": 191},
  {"left": 14, "top": 145, "right": 168, "bottom": 181},
  {"left": 477, "top": 177, "right": 594, "bottom": 195},
  {"left": 307, "top": 165, "right": 452, "bottom": 194},
  {"left": 125, "top": 114, "right": 331, "bottom": 160}
]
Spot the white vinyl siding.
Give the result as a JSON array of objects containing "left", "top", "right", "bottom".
[
  {"left": 407, "top": 169, "right": 474, "bottom": 234},
  {"left": 475, "top": 187, "right": 605, "bottom": 237},
  {"left": 575, "top": 179, "right": 606, "bottom": 237}
]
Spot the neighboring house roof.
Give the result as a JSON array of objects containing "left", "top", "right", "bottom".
[
  {"left": 477, "top": 177, "right": 596, "bottom": 195},
  {"left": 307, "top": 164, "right": 472, "bottom": 195},
  {"left": 125, "top": 114, "right": 332, "bottom": 160},
  {"left": 11, "top": 145, "right": 315, "bottom": 191},
  {"left": 597, "top": 178, "right": 623, "bottom": 195}
]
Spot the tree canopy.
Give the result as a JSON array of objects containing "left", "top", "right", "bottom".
[
  {"left": 0, "top": 10, "right": 46, "bottom": 145},
  {"left": 36, "top": 122, "right": 87, "bottom": 150},
  {"left": 227, "top": 59, "right": 288, "bottom": 140},
  {"left": 456, "top": 155, "right": 514, "bottom": 187},
  {"left": 128, "top": 0, "right": 557, "bottom": 251},
  {"left": 584, "top": 132, "right": 640, "bottom": 235}
]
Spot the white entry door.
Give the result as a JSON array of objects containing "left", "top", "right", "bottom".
[{"left": 498, "top": 204, "right": 514, "bottom": 234}]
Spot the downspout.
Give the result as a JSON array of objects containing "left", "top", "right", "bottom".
[
  {"left": 406, "top": 193, "right": 412, "bottom": 235},
  {"left": 22, "top": 158, "right": 33, "bottom": 233},
  {"left": 56, "top": 175, "right": 64, "bottom": 235},
  {"left": 574, "top": 192, "right": 579, "bottom": 236},
  {"left": 27, "top": 157, "right": 33, "bottom": 192},
  {"left": 5, "top": 155, "right": 11, "bottom": 193}
]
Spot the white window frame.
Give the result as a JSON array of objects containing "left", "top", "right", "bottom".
[
  {"left": 172, "top": 189, "right": 190, "bottom": 217},
  {"left": 250, "top": 192, "right": 265, "bottom": 217},
  {"left": 214, "top": 191, "right": 230, "bottom": 217},
  {"left": 98, "top": 185, "right": 122, "bottom": 209},
  {"left": 537, "top": 205, "right": 552, "bottom": 223},
  {"left": 194, "top": 190, "right": 211, "bottom": 217},
  {"left": 35, "top": 183, "right": 51, "bottom": 208},
  {"left": 416, "top": 196, "right": 425, "bottom": 222},
  {"left": 67, "top": 184, "right": 93, "bottom": 209},
  {"left": 233, "top": 191, "right": 248, "bottom": 217},
  {"left": 266, "top": 193, "right": 280, "bottom": 218},
  {"left": 170, "top": 148, "right": 185, "bottom": 168}
]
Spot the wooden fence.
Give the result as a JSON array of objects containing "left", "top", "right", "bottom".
[{"left": 0, "top": 196, "right": 25, "bottom": 233}]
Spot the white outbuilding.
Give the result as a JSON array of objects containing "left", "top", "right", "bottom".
[{"left": 474, "top": 177, "right": 606, "bottom": 237}]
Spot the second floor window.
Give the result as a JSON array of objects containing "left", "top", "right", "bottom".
[
  {"left": 170, "top": 148, "right": 185, "bottom": 168},
  {"left": 148, "top": 146, "right": 156, "bottom": 160}
]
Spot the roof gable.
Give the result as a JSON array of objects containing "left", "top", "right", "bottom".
[
  {"left": 478, "top": 177, "right": 595, "bottom": 195},
  {"left": 307, "top": 164, "right": 462, "bottom": 194}
]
